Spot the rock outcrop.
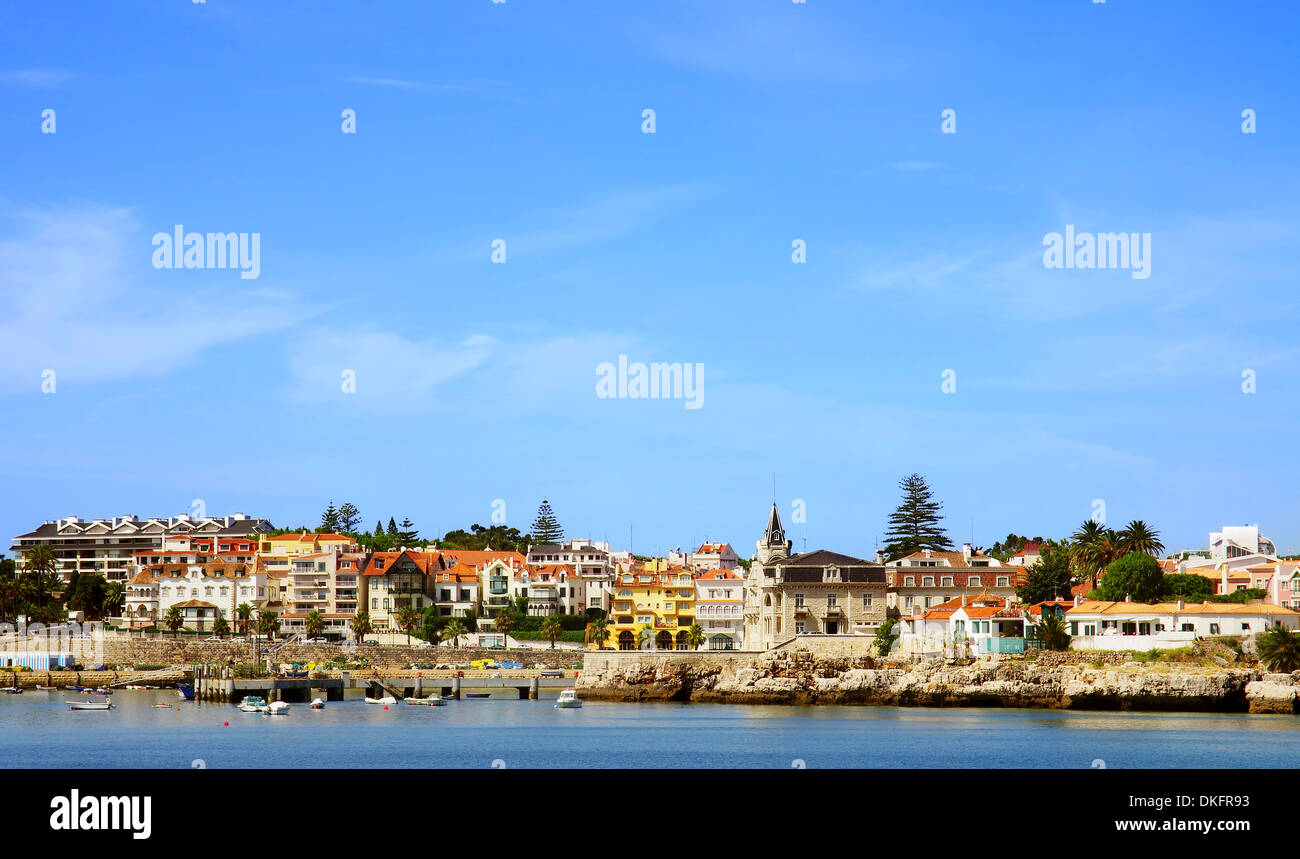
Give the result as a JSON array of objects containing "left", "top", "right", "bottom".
[{"left": 577, "top": 651, "right": 1292, "bottom": 712}]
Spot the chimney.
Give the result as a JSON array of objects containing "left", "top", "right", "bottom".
[
  {"left": 1073, "top": 595, "right": 1081, "bottom": 607},
  {"left": 962, "top": 543, "right": 973, "bottom": 562},
  {"left": 1176, "top": 599, "right": 1184, "bottom": 611},
  {"left": 1124, "top": 593, "right": 1131, "bottom": 603},
  {"left": 874, "top": 549, "right": 885, "bottom": 564},
  {"left": 924, "top": 549, "right": 932, "bottom": 558}
]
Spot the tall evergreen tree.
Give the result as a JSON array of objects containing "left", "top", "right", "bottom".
[
  {"left": 397, "top": 517, "right": 419, "bottom": 544},
  {"left": 530, "top": 499, "right": 564, "bottom": 544},
  {"left": 320, "top": 501, "right": 340, "bottom": 531},
  {"left": 337, "top": 502, "right": 361, "bottom": 533},
  {"left": 387, "top": 517, "right": 398, "bottom": 537},
  {"left": 882, "top": 473, "right": 953, "bottom": 561},
  {"left": 374, "top": 520, "right": 384, "bottom": 538}
]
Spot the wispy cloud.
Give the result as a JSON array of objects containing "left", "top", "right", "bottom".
[
  {"left": 0, "top": 68, "right": 70, "bottom": 88},
  {"left": 495, "top": 185, "right": 711, "bottom": 259},
  {"left": 0, "top": 205, "right": 303, "bottom": 394},
  {"left": 345, "top": 76, "right": 500, "bottom": 92}
]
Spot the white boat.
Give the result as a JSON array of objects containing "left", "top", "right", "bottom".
[
  {"left": 67, "top": 700, "right": 113, "bottom": 711},
  {"left": 238, "top": 695, "right": 270, "bottom": 714},
  {"left": 406, "top": 694, "right": 447, "bottom": 706},
  {"left": 310, "top": 698, "right": 325, "bottom": 709},
  {"left": 268, "top": 701, "right": 290, "bottom": 715},
  {"left": 555, "top": 689, "right": 582, "bottom": 709},
  {"left": 364, "top": 695, "right": 398, "bottom": 705}
]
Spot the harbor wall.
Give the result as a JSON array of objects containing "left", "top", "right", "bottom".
[
  {"left": 92, "top": 637, "right": 579, "bottom": 668},
  {"left": 577, "top": 649, "right": 1300, "bottom": 713}
]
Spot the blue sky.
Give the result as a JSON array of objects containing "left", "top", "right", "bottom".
[{"left": 1, "top": 1, "right": 1298, "bottom": 559}]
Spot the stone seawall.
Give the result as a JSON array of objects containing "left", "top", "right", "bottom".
[
  {"left": 94, "top": 638, "right": 578, "bottom": 668},
  {"left": 577, "top": 651, "right": 1300, "bottom": 713}
]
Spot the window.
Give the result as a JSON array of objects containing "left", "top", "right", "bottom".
[
  {"left": 827, "top": 594, "right": 837, "bottom": 607},
  {"left": 1242, "top": 623, "right": 1251, "bottom": 632},
  {"left": 863, "top": 594, "right": 872, "bottom": 607},
  {"left": 1209, "top": 623, "right": 1220, "bottom": 635},
  {"left": 996, "top": 576, "right": 1010, "bottom": 587},
  {"left": 941, "top": 576, "right": 953, "bottom": 587},
  {"left": 922, "top": 576, "right": 935, "bottom": 587},
  {"left": 904, "top": 576, "right": 915, "bottom": 587},
  {"left": 795, "top": 621, "right": 805, "bottom": 634},
  {"left": 904, "top": 596, "right": 914, "bottom": 609},
  {"left": 795, "top": 593, "right": 805, "bottom": 607},
  {"left": 968, "top": 577, "right": 981, "bottom": 587}
]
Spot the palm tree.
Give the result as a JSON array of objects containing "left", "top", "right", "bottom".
[
  {"left": 305, "top": 610, "right": 324, "bottom": 640},
  {"left": 684, "top": 623, "right": 705, "bottom": 650},
  {"left": 256, "top": 609, "right": 279, "bottom": 640},
  {"left": 1070, "top": 520, "right": 1123, "bottom": 590},
  {"left": 493, "top": 607, "right": 519, "bottom": 646},
  {"left": 1117, "top": 520, "right": 1164, "bottom": 557},
  {"left": 235, "top": 603, "right": 254, "bottom": 635},
  {"left": 1033, "top": 612, "right": 1072, "bottom": 651},
  {"left": 163, "top": 606, "right": 183, "bottom": 637},
  {"left": 397, "top": 607, "right": 421, "bottom": 645},
  {"left": 586, "top": 618, "right": 611, "bottom": 650},
  {"left": 21, "top": 546, "right": 63, "bottom": 612},
  {"left": 350, "top": 610, "right": 373, "bottom": 644},
  {"left": 635, "top": 624, "right": 656, "bottom": 651},
  {"left": 541, "top": 615, "right": 563, "bottom": 649},
  {"left": 103, "top": 581, "right": 125, "bottom": 620},
  {"left": 1258, "top": 624, "right": 1300, "bottom": 672},
  {"left": 442, "top": 619, "right": 468, "bottom": 648},
  {"left": 213, "top": 616, "right": 231, "bottom": 638}
]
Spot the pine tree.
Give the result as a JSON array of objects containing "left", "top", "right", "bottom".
[
  {"left": 337, "top": 502, "right": 361, "bottom": 533},
  {"left": 374, "top": 521, "right": 384, "bottom": 538},
  {"left": 882, "top": 473, "right": 953, "bottom": 561},
  {"left": 320, "top": 501, "right": 340, "bottom": 532},
  {"left": 530, "top": 499, "right": 564, "bottom": 544},
  {"left": 398, "top": 518, "right": 419, "bottom": 544},
  {"left": 387, "top": 517, "right": 398, "bottom": 537}
]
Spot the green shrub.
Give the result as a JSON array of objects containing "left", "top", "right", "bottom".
[{"left": 508, "top": 629, "right": 586, "bottom": 643}]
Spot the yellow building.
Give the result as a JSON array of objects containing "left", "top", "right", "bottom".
[{"left": 601, "top": 563, "right": 698, "bottom": 650}]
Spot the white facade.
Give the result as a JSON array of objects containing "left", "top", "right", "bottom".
[
  {"left": 695, "top": 570, "right": 745, "bottom": 649},
  {"left": 1209, "top": 525, "right": 1277, "bottom": 562},
  {"left": 690, "top": 542, "right": 740, "bottom": 571},
  {"left": 1066, "top": 599, "right": 1299, "bottom": 648},
  {"left": 11, "top": 513, "right": 270, "bottom": 583}
]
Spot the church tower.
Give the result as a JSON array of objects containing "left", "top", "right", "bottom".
[{"left": 755, "top": 503, "right": 793, "bottom": 565}]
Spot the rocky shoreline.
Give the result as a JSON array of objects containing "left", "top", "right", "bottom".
[{"left": 576, "top": 651, "right": 1300, "bottom": 714}]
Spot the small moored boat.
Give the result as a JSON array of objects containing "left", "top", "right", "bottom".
[
  {"left": 268, "top": 701, "right": 290, "bottom": 715},
  {"left": 67, "top": 700, "right": 113, "bottom": 711},
  {"left": 364, "top": 695, "right": 398, "bottom": 705},
  {"left": 555, "top": 689, "right": 582, "bottom": 709},
  {"left": 310, "top": 698, "right": 325, "bottom": 709},
  {"left": 238, "top": 695, "right": 269, "bottom": 714},
  {"left": 406, "top": 694, "right": 447, "bottom": 706}
]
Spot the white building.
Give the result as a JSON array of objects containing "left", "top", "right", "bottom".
[
  {"left": 690, "top": 542, "right": 740, "bottom": 571},
  {"left": 11, "top": 513, "right": 271, "bottom": 583},
  {"left": 694, "top": 568, "right": 745, "bottom": 649},
  {"left": 1066, "top": 598, "right": 1299, "bottom": 651},
  {"left": 1209, "top": 525, "right": 1277, "bottom": 562}
]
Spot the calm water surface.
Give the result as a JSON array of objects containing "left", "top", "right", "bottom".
[{"left": 4, "top": 689, "right": 1300, "bottom": 768}]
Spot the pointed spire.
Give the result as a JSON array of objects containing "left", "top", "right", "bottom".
[{"left": 764, "top": 503, "right": 785, "bottom": 546}]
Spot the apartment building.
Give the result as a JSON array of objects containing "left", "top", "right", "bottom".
[
  {"left": 10, "top": 513, "right": 272, "bottom": 582},
  {"left": 690, "top": 542, "right": 740, "bottom": 571},
  {"left": 525, "top": 540, "right": 614, "bottom": 614},
  {"left": 694, "top": 568, "right": 744, "bottom": 649},
  {"left": 885, "top": 545, "right": 1024, "bottom": 618},
  {"left": 607, "top": 564, "right": 697, "bottom": 650},
  {"left": 360, "top": 550, "right": 445, "bottom": 631}
]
